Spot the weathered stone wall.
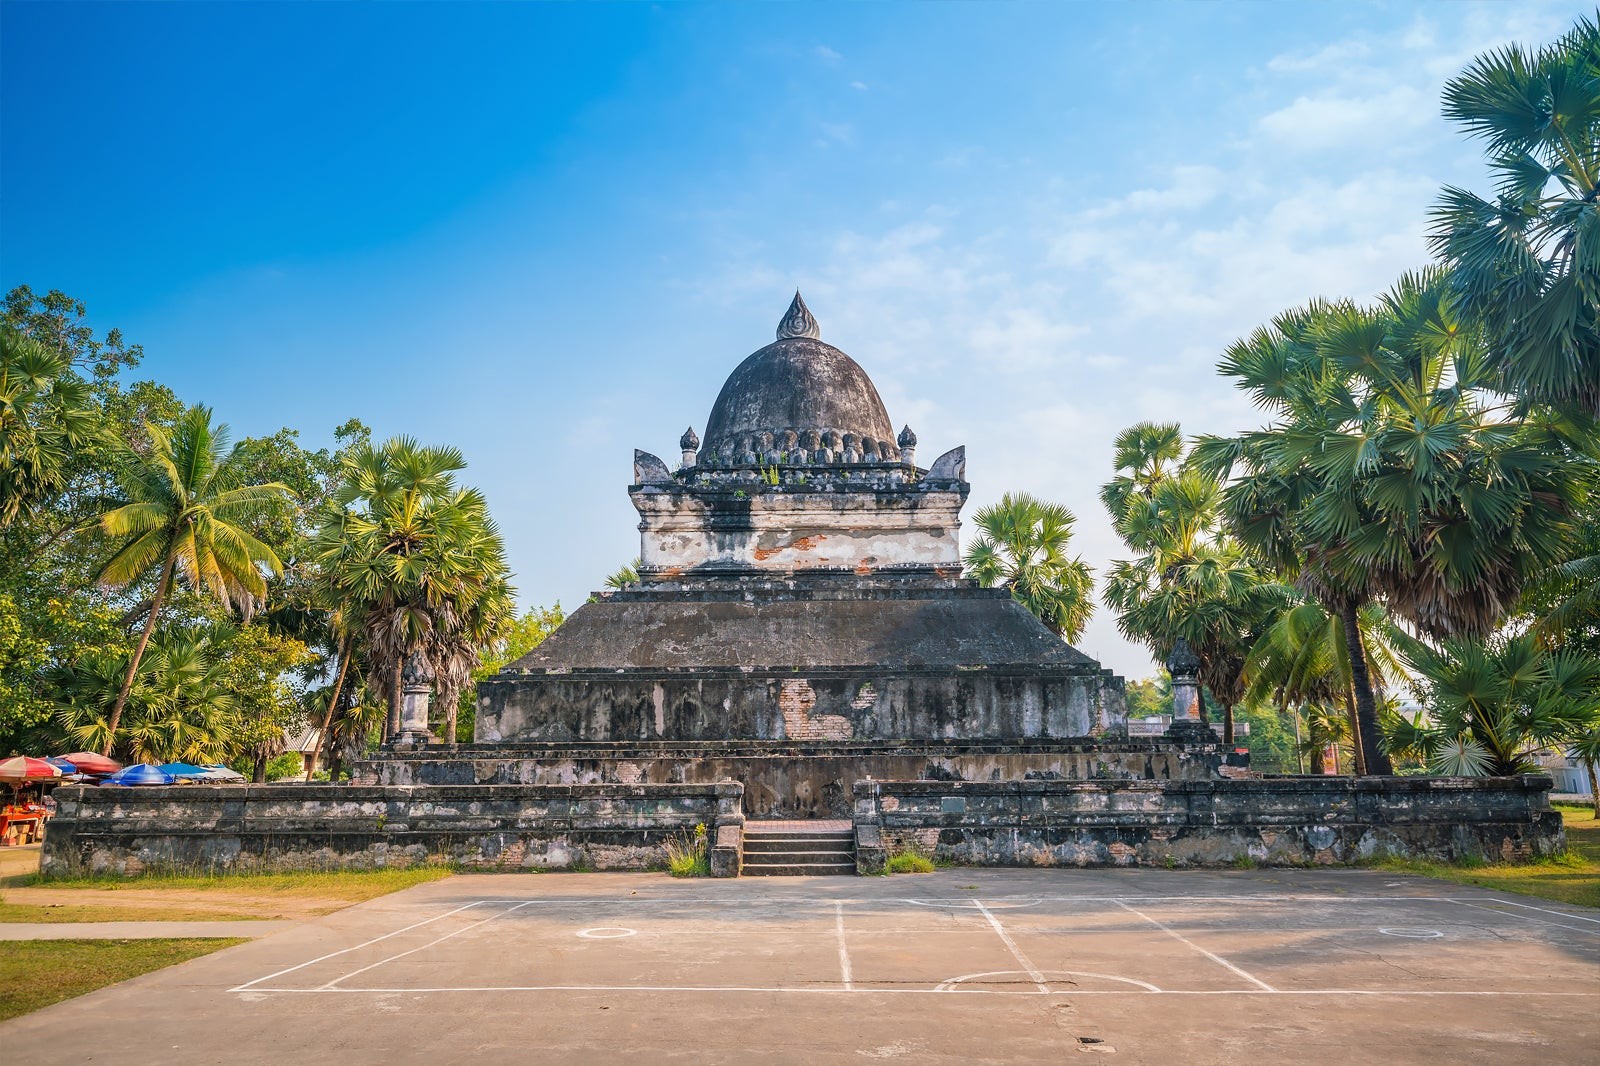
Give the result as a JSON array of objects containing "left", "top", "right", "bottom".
[
  {"left": 42, "top": 782, "right": 745, "bottom": 877},
  {"left": 478, "top": 668, "right": 1124, "bottom": 746},
  {"left": 852, "top": 775, "right": 1563, "bottom": 871},
  {"left": 632, "top": 480, "right": 969, "bottom": 576},
  {"left": 361, "top": 740, "right": 1221, "bottom": 819}
]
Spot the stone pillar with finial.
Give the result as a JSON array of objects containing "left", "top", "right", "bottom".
[
  {"left": 392, "top": 651, "right": 436, "bottom": 749},
  {"left": 897, "top": 425, "right": 917, "bottom": 466},
  {"left": 1164, "top": 637, "right": 1214, "bottom": 742},
  {"left": 679, "top": 427, "right": 699, "bottom": 470}
]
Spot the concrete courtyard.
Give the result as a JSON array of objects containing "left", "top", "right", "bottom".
[{"left": 3, "top": 867, "right": 1595, "bottom": 1064}]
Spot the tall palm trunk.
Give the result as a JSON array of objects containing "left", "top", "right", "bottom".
[
  {"left": 306, "top": 633, "right": 352, "bottom": 781},
  {"left": 102, "top": 553, "right": 176, "bottom": 757},
  {"left": 1585, "top": 757, "right": 1599, "bottom": 820},
  {"left": 386, "top": 660, "right": 403, "bottom": 741},
  {"left": 1343, "top": 686, "right": 1367, "bottom": 776},
  {"left": 1336, "top": 597, "right": 1392, "bottom": 775}
]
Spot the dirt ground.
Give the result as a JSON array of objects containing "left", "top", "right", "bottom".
[{"left": 2, "top": 866, "right": 1595, "bottom": 1065}]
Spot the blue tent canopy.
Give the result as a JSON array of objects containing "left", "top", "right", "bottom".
[
  {"left": 156, "top": 762, "right": 207, "bottom": 778},
  {"left": 101, "top": 764, "right": 176, "bottom": 787}
]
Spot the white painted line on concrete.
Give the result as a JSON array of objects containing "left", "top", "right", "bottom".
[
  {"left": 235, "top": 985, "right": 1600, "bottom": 998},
  {"left": 576, "top": 927, "right": 636, "bottom": 939},
  {"left": 1378, "top": 928, "right": 1444, "bottom": 938},
  {"left": 974, "top": 900, "right": 1048, "bottom": 994},
  {"left": 1441, "top": 898, "right": 1600, "bottom": 936},
  {"left": 1467, "top": 897, "right": 1600, "bottom": 926},
  {"left": 323, "top": 902, "right": 536, "bottom": 990},
  {"left": 834, "top": 901, "right": 853, "bottom": 991},
  {"left": 229, "top": 901, "right": 486, "bottom": 993},
  {"left": 1112, "top": 900, "right": 1277, "bottom": 992},
  {"left": 934, "top": 970, "right": 1160, "bottom": 993}
]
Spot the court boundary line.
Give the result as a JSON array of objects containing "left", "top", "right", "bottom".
[
  {"left": 234, "top": 985, "right": 1600, "bottom": 998},
  {"left": 321, "top": 901, "right": 536, "bottom": 990},
  {"left": 973, "top": 901, "right": 1048, "bottom": 993},
  {"left": 1112, "top": 900, "right": 1276, "bottom": 991},
  {"left": 834, "top": 901, "right": 853, "bottom": 991}
]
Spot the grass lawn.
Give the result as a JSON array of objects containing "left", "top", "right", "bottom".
[
  {"left": 1376, "top": 804, "right": 1600, "bottom": 909},
  {"left": 0, "top": 865, "right": 455, "bottom": 923},
  {"left": 0, "top": 938, "right": 248, "bottom": 1022}
]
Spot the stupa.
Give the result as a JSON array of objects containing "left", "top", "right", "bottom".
[
  {"left": 477, "top": 293, "right": 1126, "bottom": 745},
  {"left": 367, "top": 294, "right": 1212, "bottom": 817}
]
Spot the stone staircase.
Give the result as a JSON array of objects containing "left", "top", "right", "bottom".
[{"left": 742, "top": 820, "right": 856, "bottom": 876}]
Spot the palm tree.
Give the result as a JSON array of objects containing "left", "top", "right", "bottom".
[
  {"left": 83, "top": 405, "right": 290, "bottom": 755},
  {"left": 1428, "top": 14, "right": 1600, "bottom": 416},
  {"left": 964, "top": 491, "right": 1094, "bottom": 642},
  {"left": 0, "top": 326, "right": 96, "bottom": 526},
  {"left": 1194, "top": 271, "right": 1592, "bottom": 773},
  {"left": 311, "top": 438, "right": 512, "bottom": 743},
  {"left": 1243, "top": 600, "right": 1403, "bottom": 775},
  {"left": 604, "top": 559, "right": 641, "bottom": 590},
  {"left": 1385, "top": 629, "right": 1600, "bottom": 778},
  {"left": 1102, "top": 423, "right": 1289, "bottom": 743}
]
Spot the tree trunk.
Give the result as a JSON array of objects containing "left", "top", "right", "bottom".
[
  {"left": 252, "top": 753, "right": 267, "bottom": 784},
  {"left": 1585, "top": 756, "right": 1599, "bottom": 820},
  {"left": 1221, "top": 703, "right": 1235, "bottom": 746},
  {"left": 386, "top": 660, "right": 402, "bottom": 741},
  {"left": 1292, "top": 705, "right": 1305, "bottom": 774},
  {"left": 1343, "top": 686, "right": 1367, "bottom": 776},
  {"left": 1336, "top": 598, "right": 1392, "bottom": 775},
  {"left": 102, "top": 554, "right": 176, "bottom": 757},
  {"left": 307, "top": 634, "right": 352, "bottom": 781}
]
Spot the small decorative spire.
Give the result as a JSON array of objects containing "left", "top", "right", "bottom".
[
  {"left": 897, "top": 425, "right": 917, "bottom": 448},
  {"left": 680, "top": 426, "right": 700, "bottom": 451},
  {"left": 776, "top": 290, "right": 821, "bottom": 340},
  {"left": 1166, "top": 637, "right": 1200, "bottom": 677}
]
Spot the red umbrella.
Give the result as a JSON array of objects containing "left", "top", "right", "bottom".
[
  {"left": 0, "top": 756, "right": 63, "bottom": 784},
  {"left": 59, "top": 752, "right": 122, "bottom": 775}
]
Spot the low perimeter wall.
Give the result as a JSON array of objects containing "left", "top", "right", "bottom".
[
  {"left": 42, "top": 782, "right": 747, "bottom": 878},
  {"left": 852, "top": 775, "right": 1563, "bottom": 872}
]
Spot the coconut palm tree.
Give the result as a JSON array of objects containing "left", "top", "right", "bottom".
[
  {"left": 82, "top": 405, "right": 289, "bottom": 755},
  {"left": 1428, "top": 14, "right": 1600, "bottom": 416},
  {"left": 964, "top": 491, "right": 1094, "bottom": 642},
  {"left": 1243, "top": 600, "right": 1403, "bottom": 775},
  {"left": 1194, "top": 272, "right": 1593, "bottom": 773}
]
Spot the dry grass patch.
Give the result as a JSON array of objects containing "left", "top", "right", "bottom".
[{"left": 0, "top": 865, "right": 455, "bottom": 922}]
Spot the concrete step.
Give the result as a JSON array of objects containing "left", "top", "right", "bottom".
[
  {"left": 743, "top": 860, "right": 857, "bottom": 876},
  {"left": 743, "top": 837, "right": 854, "bottom": 853},
  {"left": 742, "top": 848, "right": 854, "bottom": 861}
]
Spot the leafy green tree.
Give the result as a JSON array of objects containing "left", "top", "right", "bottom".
[
  {"left": 964, "top": 491, "right": 1095, "bottom": 642},
  {"left": 0, "top": 328, "right": 98, "bottom": 527},
  {"left": 1385, "top": 629, "right": 1600, "bottom": 777},
  {"left": 1428, "top": 14, "right": 1600, "bottom": 416},
  {"left": 1194, "top": 271, "right": 1593, "bottom": 773},
  {"left": 1101, "top": 422, "right": 1289, "bottom": 743},
  {"left": 84, "top": 405, "right": 291, "bottom": 754}
]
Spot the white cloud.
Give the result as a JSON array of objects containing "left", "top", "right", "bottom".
[
  {"left": 850, "top": 80, "right": 869, "bottom": 91},
  {"left": 814, "top": 45, "right": 843, "bottom": 63},
  {"left": 1257, "top": 86, "right": 1432, "bottom": 151}
]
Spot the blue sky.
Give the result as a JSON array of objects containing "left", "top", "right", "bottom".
[{"left": 2, "top": 1, "right": 1589, "bottom": 678}]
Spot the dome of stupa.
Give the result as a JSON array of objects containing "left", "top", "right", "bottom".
[{"left": 700, "top": 292, "right": 896, "bottom": 463}]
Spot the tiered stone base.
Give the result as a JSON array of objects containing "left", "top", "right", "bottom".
[{"left": 354, "top": 739, "right": 1223, "bottom": 819}]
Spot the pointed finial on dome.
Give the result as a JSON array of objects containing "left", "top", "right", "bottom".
[
  {"left": 776, "top": 290, "right": 821, "bottom": 340},
  {"left": 679, "top": 426, "right": 700, "bottom": 451},
  {"left": 897, "top": 425, "right": 917, "bottom": 448}
]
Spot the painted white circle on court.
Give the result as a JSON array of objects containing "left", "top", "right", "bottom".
[
  {"left": 577, "top": 927, "right": 637, "bottom": 939},
  {"left": 1378, "top": 927, "right": 1444, "bottom": 938}
]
